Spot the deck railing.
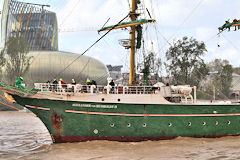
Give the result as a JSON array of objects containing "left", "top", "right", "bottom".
[{"left": 34, "top": 83, "right": 160, "bottom": 95}]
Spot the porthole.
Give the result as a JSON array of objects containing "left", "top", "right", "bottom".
[
  {"left": 93, "top": 129, "right": 98, "bottom": 134},
  {"left": 202, "top": 122, "right": 206, "bottom": 126},
  {"left": 227, "top": 121, "right": 231, "bottom": 125},
  {"left": 110, "top": 123, "right": 115, "bottom": 127},
  {"left": 188, "top": 122, "right": 191, "bottom": 126},
  {"left": 101, "top": 98, "right": 104, "bottom": 101},
  {"left": 127, "top": 123, "right": 131, "bottom": 127},
  {"left": 215, "top": 121, "right": 219, "bottom": 126},
  {"left": 168, "top": 123, "right": 172, "bottom": 127},
  {"left": 117, "top": 98, "right": 121, "bottom": 102},
  {"left": 143, "top": 123, "right": 147, "bottom": 127}
]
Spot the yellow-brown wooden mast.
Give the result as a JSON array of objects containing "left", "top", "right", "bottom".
[
  {"left": 98, "top": 0, "right": 155, "bottom": 85},
  {"left": 129, "top": 0, "right": 136, "bottom": 86}
]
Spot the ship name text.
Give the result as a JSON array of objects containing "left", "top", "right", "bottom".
[{"left": 72, "top": 103, "right": 117, "bottom": 109}]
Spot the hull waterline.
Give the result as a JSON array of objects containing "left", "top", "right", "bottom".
[{"left": 11, "top": 94, "right": 240, "bottom": 143}]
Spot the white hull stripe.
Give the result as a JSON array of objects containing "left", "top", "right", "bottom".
[
  {"left": 25, "top": 105, "right": 50, "bottom": 111},
  {"left": 65, "top": 110, "right": 240, "bottom": 117}
]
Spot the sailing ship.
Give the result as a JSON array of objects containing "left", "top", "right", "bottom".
[{"left": 1, "top": 0, "right": 240, "bottom": 143}]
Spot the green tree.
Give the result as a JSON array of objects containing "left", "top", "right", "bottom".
[
  {"left": 0, "top": 50, "right": 6, "bottom": 80},
  {"left": 1, "top": 36, "right": 31, "bottom": 83},
  {"left": 207, "top": 59, "right": 233, "bottom": 99},
  {"left": 137, "top": 51, "right": 162, "bottom": 85},
  {"left": 208, "top": 59, "right": 229, "bottom": 72},
  {"left": 233, "top": 66, "right": 240, "bottom": 75},
  {"left": 165, "top": 36, "right": 209, "bottom": 86},
  {"left": 219, "top": 64, "right": 233, "bottom": 96}
]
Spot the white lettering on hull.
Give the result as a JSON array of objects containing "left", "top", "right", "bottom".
[{"left": 72, "top": 103, "right": 117, "bottom": 109}]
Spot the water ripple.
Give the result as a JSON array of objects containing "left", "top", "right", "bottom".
[{"left": 2, "top": 111, "right": 240, "bottom": 160}]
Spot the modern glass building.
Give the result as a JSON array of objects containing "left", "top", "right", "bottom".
[
  {"left": 1, "top": 0, "right": 58, "bottom": 50},
  {"left": 1, "top": 0, "right": 109, "bottom": 85}
]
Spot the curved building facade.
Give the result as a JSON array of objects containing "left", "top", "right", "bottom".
[
  {"left": 1, "top": 0, "right": 58, "bottom": 50},
  {"left": 25, "top": 51, "right": 108, "bottom": 85},
  {"left": 1, "top": 0, "right": 109, "bottom": 85}
]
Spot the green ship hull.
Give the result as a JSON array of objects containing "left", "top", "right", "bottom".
[{"left": 12, "top": 94, "right": 240, "bottom": 143}]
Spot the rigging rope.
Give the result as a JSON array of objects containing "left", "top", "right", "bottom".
[
  {"left": 59, "top": 0, "right": 81, "bottom": 28},
  {"left": 222, "top": 34, "right": 240, "bottom": 52},
  {"left": 126, "top": 0, "right": 131, "bottom": 10},
  {"left": 76, "top": 57, "right": 91, "bottom": 82},
  {"left": 52, "top": 14, "right": 129, "bottom": 79},
  {"left": 167, "top": 0, "right": 205, "bottom": 42}
]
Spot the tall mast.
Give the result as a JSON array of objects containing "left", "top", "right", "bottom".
[
  {"left": 129, "top": 0, "right": 136, "bottom": 86},
  {"left": 98, "top": 0, "right": 155, "bottom": 86}
]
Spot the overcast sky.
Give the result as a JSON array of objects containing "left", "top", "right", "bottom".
[{"left": 1, "top": 0, "right": 240, "bottom": 72}]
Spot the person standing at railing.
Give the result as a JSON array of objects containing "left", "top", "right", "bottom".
[
  {"left": 58, "top": 78, "right": 67, "bottom": 92},
  {"left": 71, "top": 79, "right": 76, "bottom": 92},
  {"left": 86, "top": 78, "right": 91, "bottom": 85},
  {"left": 109, "top": 80, "right": 115, "bottom": 93},
  {"left": 52, "top": 79, "right": 58, "bottom": 91},
  {"left": 46, "top": 80, "right": 51, "bottom": 91},
  {"left": 91, "top": 80, "right": 97, "bottom": 86},
  {"left": 71, "top": 79, "right": 76, "bottom": 85},
  {"left": 91, "top": 80, "right": 97, "bottom": 93},
  {"left": 109, "top": 80, "right": 115, "bottom": 87},
  {"left": 60, "top": 78, "right": 67, "bottom": 87},
  {"left": 84, "top": 78, "right": 91, "bottom": 93}
]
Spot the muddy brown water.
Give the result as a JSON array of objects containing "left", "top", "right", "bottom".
[{"left": 1, "top": 111, "right": 240, "bottom": 160}]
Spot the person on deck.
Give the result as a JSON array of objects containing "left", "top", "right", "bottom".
[
  {"left": 71, "top": 79, "right": 76, "bottom": 92},
  {"left": 238, "top": 20, "right": 240, "bottom": 30},
  {"left": 233, "top": 19, "right": 239, "bottom": 31},
  {"left": 109, "top": 80, "right": 115, "bottom": 93},
  {"left": 15, "top": 77, "right": 25, "bottom": 89},
  {"left": 52, "top": 79, "right": 58, "bottom": 91},
  {"left": 86, "top": 79, "right": 91, "bottom": 85},
  {"left": 109, "top": 80, "right": 115, "bottom": 87},
  {"left": 53, "top": 79, "right": 58, "bottom": 84},
  {"left": 59, "top": 78, "right": 67, "bottom": 88},
  {"left": 91, "top": 80, "right": 97, "bottom": 86},
  {"left": 219, "top": 20, "right": 231, "bottom": 32},
  {"left": 225, "top": 20, "right": 231, "bottom": 31},
  {"left": 46, "top": 80, "right": 51, "bottom": 90},
  {"left": 233, "top": 19, "right": 238, "bottom": 23},
  {"left": 84, "top": 78, "right": 91, "bottom": 93},
  {"left": 71, "top": 79, "right": 76, "bottom": 85}
]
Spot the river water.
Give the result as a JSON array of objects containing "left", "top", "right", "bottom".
[{"left": 1, "top": 111, "right": 240, "bottom": 160}]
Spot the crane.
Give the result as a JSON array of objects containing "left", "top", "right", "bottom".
[
  {"left": 58, "top": 27, "right": 98, "bottom": 33},
  {"left": 23, "top": 2, "right": 50, "bottom": 10}
]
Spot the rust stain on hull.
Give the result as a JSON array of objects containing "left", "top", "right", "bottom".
[{"left": 51, "top": 111, "right": 63, "bottom": 134}]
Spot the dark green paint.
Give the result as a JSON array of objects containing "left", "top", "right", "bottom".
[{"left": 13, "top": 95, "right": 240, "bottom": 139}]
